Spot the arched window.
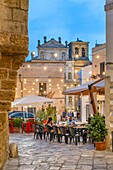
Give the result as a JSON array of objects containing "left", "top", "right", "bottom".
[
  {"left": 68, "top": 72, "right": 72, "bottom": 80},
  {"left": 75, "top": 47, "right": 79, "bottom": 54},
  {"left": 82, "top": 48, "right": 85, "bottom": 57}
]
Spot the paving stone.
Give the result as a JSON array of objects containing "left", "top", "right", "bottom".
[
  {"left": 4, "top": 167, "right": 18, "bottom": 170},
  {"left": 3, "top": 134, "right": 113, "bottom": 170},
  {"left": 93, "top": 164, "right": 107, "bottom": 169},
  {"left": 49, "top": 167, "right": 60, "bottom": 170},
  {"left": 76, "top": 165, "right": 92, "bottom": 170},
  {"left": 18, "top": 165, "right": 36, "bottom": 170},
  {"left": 107, "top": 164, "right": 113, "bottom": 170}
]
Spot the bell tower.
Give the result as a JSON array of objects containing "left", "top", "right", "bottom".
[{"left": 105, "top": 0, "right": 113, "bottom": 150}]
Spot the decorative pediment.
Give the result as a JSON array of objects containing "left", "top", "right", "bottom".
[{"left": 40, "top": 38, "right": 66, "bottom": 48}]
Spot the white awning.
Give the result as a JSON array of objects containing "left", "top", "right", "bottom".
[
  {"left": 63, "top": 83, "right": 89, "bottom": 95},
  {"left": 12, "top": 95, "right": 54, "bottom": 107},
  {"left": 63, "top": 79, "right": 105, "bottom": 95},
  {"left": 93, "top": 79, "right": 105, "bottom": 88}
]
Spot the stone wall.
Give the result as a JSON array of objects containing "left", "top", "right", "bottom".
[
  {"left": 105, "top": 0, "right": 113, "bottom": 150},
  {"left": 0, "top": 0, "right": 29, "bottom": 169}
]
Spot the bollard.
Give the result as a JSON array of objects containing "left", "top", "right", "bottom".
[{"left": 9, "top": 143, "right": 18, "bottom": 158}]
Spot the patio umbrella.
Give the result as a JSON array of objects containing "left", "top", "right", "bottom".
[
  {"left": 12, "top": 95, "right": 54, "bottom": 107},
  {"left": 63, "top": 79, "right": 105, "bottom": 95},
  {"left": 93, "top": 79, "right": 105, "bottom": 89},
  {"left": 63, "top": 77, "right": 105, "bottom": 114}
]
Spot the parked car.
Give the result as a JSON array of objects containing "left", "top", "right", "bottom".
[{"left": 8, "top": 111, "right": 34, "bottom": 119}]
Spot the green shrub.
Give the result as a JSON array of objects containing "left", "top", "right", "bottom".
[
  {"left": 13, "top": 118, "right": 23, "bottom": 128},
  {"left": 87, "top": 114, "right": 108, "bottom": 142},
  {"left": 35, "top": 106, "right": 57, "bottom": 124}
]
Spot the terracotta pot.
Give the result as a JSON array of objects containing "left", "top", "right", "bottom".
[
  {"left": 13, "top": 127, "right": 21, "bottom": 133},
  {"left": 95, "top": 141, "right": 106, "bottom": 151}
]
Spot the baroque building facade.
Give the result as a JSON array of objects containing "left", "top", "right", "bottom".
[{"left": 15, "top": 37, "right": 91, "bottom": 115}]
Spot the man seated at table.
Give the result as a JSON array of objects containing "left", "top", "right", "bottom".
[{"left": 67, "top": 116, "right": 77, "bottom": 126}]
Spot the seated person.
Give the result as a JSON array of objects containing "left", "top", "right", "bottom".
[
  {"left": 67, "top": 116, "right": 76, "bottom": 126},
  {"left": 76, "top": 113, "right": 81, "bottom": 122},
  {"left": 46, "top": 117, "right": 54, "bottom": 133}
]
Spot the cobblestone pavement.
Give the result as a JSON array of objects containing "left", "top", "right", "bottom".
[{"left": 3, "top": 134, "right": 113, "bottom": 170}]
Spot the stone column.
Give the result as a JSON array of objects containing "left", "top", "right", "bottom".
[
  {"left": 105, "top": 0, "right": 113, "bottom": 150},
  {"left": 0, "top": 0, "right": 29, "bottom": 169}
]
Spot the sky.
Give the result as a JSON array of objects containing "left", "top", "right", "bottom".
[{"left": 27, "top": 0, "right": 106, "bottom": 61}]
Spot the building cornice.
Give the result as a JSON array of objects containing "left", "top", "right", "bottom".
[
  {"left": 105, "top": 2, "right": 113, "bottom": 11},
  {"left": 68, "top": 42, "right": 89, "bottom": 45},
  {"left": 27, "top": 60, "right": 66, "bottom": 64}
]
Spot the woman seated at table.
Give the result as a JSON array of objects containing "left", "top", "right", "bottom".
[
  {"left": 67, "top": 116, "right": 77, "bottom": 126},
  {"left": 46, "top": 117, "right": 54, "bottom": 133}
]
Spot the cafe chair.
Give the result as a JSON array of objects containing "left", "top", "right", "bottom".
[
  {"left": 68, "top": 127, "right": 80, "bottom": 145},
  {"left": 45, "top": 124, "right": 54, "bottom": 142},
  {"left": 82, "top": 128, "right": 88, "bottom": 144},
  {"left": 34, "top": 124, "right": 44, "bottom": 140},
  {"left": 59, "top": 126, "right": 70, "bottom": 144},
  {"left": 52, "top": 125, "right": 62, "bottom": 143}
]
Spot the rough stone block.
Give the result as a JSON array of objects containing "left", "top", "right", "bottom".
[
  {"left": 0, "top": 91, "right": 15, "bottom": 101},
  {"left": 0, "top": 0, "right": 19, "bottom": 8},
  {"left": 13, "top": 9, "right": 28, "bottom": 23},
  {"left": 1, "top": 80, "right": 16, "bottom": 90},
  {"left": 0, "top": 102, "right": 11, "bottom": 111},
  {"left": 0, "top": 56, "right": 12, "bottom": 69},
  {"left": 21, "top": 0, "right": 29, "bottom": 10},
  {"left": 12, "top": 56, "right": 26, "bottom": 70},
  {"left": 9, "top": 143, "right": 18, "bottom": 158},
  {"left": 0, "top": 123, "right": 3, "bottom": 130},
  {"left": 0, "top": 69, "right": 7, "bottom": 79},
  {"left": 0, "top": 20, "right": 24, "bottom": 34},
  {"left": 0, "top": 5, "right": 12, "bottom": 20},
  {"left": 0, "top": 33, "right": 28, "bottom": 55},
  {"left": 9, "top": 70, "right": 17, "bottom": 80}
]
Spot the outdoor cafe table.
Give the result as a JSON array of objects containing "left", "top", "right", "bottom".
[
  {"left": 57, "top": 125, "right": 87, "bottom": 135},
  {"left": 73, "top": 126, "right": 87, "bottom": 129}
]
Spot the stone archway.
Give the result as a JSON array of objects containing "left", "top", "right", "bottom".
[{"left": 0, "top": 0, "right": 29, "bottom": 168}]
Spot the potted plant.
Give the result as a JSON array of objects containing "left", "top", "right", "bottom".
[
  {"left": 87, "top": 113, "right": 108, "bottom": 150},
  {"left": 13, "top": 117, "right": 23, "bottom": 133},
  {"left": 35, "top": 110, "right": 47, "bottom": 125}
]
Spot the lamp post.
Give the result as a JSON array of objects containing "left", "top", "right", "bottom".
[
  {"left": 19, "top": 74, "right": 23, "bottom": 98},
  {"left": 19, "top": 74, "right": 24, "bottom": 115},
  {"left": 31, "top": 51, "right": 35, "bottom": 59}
]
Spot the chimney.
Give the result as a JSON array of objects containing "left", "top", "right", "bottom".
[
  {"left": 44, "top": 36, "right": 47, "bottom": 43},
  {"left": 58, "top": 37, "right": 61, "bottom": 43},
  {"left": 65, "top": 41, "right": 68, "bottom": 47},
  {"left": 38, "top": 40, "right": 40, "bottom": 47}
]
